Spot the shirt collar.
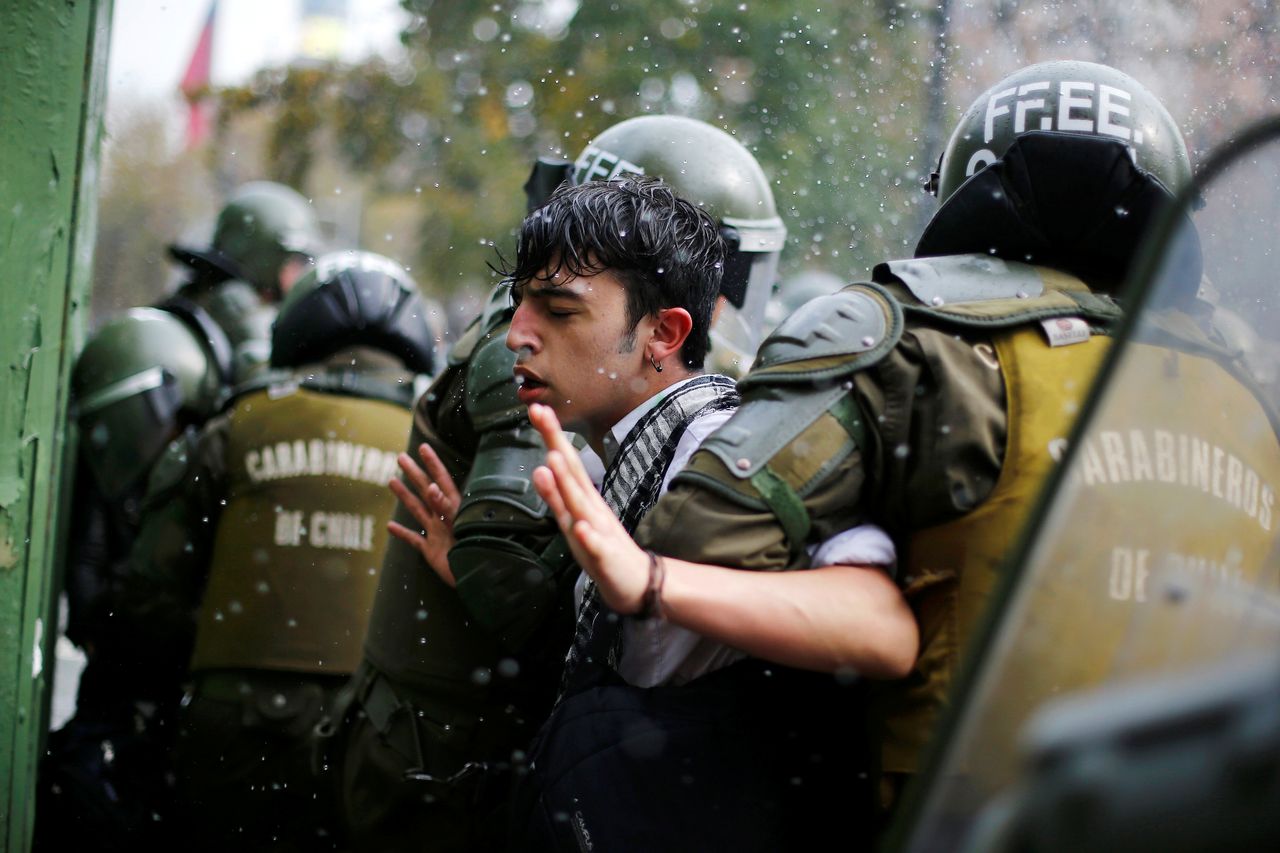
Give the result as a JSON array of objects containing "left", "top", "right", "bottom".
[{"left": 601, "top": 376, "right": 703, "bottom": 470}]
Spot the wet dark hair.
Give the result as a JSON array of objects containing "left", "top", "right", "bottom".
[{"left": 494, "top": 176, "right": 724, "bottom": 369}]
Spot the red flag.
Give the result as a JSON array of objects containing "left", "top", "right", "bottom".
[{"left": 180, "top": 1, "right": 218, "bottom": 148}]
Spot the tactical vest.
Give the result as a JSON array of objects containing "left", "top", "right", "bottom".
[
  {"left": 875, "top": 324, "right": 1111, "bottom": 777},
  {"left": 685, "top": 255, "right": 1124, "bottom": 775},
  {"left": 876, "top": 292, "right": 1280, "bottom": 781},
  {"left": 361, "top": 301, "right": 562, "bottom": 702},
  {"left": 893, "top": 334, "right": 1280, "bottom": 790},
  {"left": 190, "top": 384, "right": 412, "bottom": 675}
]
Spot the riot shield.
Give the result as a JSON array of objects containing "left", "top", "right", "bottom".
[{"left": 894, "top": 116, "right": 1280, "bottom": 852}]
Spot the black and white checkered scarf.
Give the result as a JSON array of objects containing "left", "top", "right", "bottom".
[{"left": 559, "top": 374, "right": 739, "bottom": 698}]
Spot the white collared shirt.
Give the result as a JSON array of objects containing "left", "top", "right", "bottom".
[{"left": 575, "top": 376, "right": 896, "bottom": 688}]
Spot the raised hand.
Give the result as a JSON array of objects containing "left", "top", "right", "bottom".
[
  {"left": 527, "top": 403, "right": 649, "bottom": 614},
  {"left": 387, "top": 442, "right": 463, "bottom": 586}
]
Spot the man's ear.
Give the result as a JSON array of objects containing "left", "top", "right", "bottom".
[{"left": 649, "top": 306, "right": 694, "bottom": 363}]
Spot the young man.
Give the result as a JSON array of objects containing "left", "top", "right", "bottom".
[
  {"left": 391, "top": 177, "right": 913, "bottom": 852},
  {"left": 341, "top": 115, "right": 791, "bottom": 853},
  {"left": 389, "top": 175, "right": 746, "bottom": 617}
]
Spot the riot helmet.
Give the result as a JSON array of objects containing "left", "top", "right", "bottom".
[
  {"left": 919, "top": 61, "right": 1196, "bottom": 291},
  {"left": 527, "top": 115, "right": 787, "bottom": 371},
  {"left": 271, "top": 250, "right": 442, "bottom": 375},
  {"left": 71, "top": 308, "right": 224, "bottom": 498},
  {"left": 169, "top": 181, "right": 324, "bottom": 301}
]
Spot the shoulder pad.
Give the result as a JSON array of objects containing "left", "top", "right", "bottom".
[
  {"left": 740, "top": 284, "right": 903, "bottom": 388},
  {"left": 218, "top": 367, "right": 295, "bottom": 411},
  {"left": 465, "top": 325, "right": 524, "bottom": 431},
  {"left": 447, "top": 285, "right": 514, "bottom": 367},
  {"left": 880, "top": 255, "right": 1044, "bottom": 304},
  {"left": 231, "top": 339, "right": 272, "bottom": 385},
  {"left": 697, "top": 382, "right": 854, "bottom": 481},
  {"left": 299, "top": 371, "right": 417, "bottom": 409},
  {"left": 876, "top": 254, "right": 1123, "bottom": 329}
]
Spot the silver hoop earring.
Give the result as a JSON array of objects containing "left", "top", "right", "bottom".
[{"left": 649, "top": 354, "right": 663, "bottom": 373}]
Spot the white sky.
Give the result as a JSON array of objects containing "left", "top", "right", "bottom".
[{"left": 107, "top": 0, "right": 408, "bottom": 108}]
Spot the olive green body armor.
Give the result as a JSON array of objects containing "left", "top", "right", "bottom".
[
  {"left": 361, "top": 303, "right": 563, "bottom": 699},
  {"left": 190, "top": 385, "right": 412, "bottom": 675},
  {"left": 905, "top": 333, "right": 1280, "bottom": 790},
  {"left": 670, "top": 253, "right": 1280, "bottom": 794},
  {"left": 666, "top": 255, "right": 1136, "bottom": 782},
  {"left": 876, "top": 324, "right": 1112, "bottom": 777}
]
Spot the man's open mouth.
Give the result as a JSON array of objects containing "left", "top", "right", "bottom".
[{"left": 514, "top": 366, "right": 549, "bottom": 402}]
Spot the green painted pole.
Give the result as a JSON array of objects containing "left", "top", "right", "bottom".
[{"left": 0, "top": 1, "right": 112, "bottom": 849}]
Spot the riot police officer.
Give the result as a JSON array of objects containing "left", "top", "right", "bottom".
[
  {"left": 631, "top": 60, "right": 1220, "bottom": 820},
  {"left": 37, "top": 308, "right": 226, "bottom": 851},
  {"left": 166, "top": 180, "right": 325, "bottom": 374},
  {"left": 121, "top": 251, "right": 438, "bottom": 850},
  {"left": 337, "top": 115, "right": 787, "bottom": 851}
]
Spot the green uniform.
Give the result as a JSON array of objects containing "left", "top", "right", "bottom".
[
  {"left": 124, "top": 367, "right": 414, "bottom": 851},
  {"left": 341, "top": 309, "right": 572, "bottom": 851},
  {"left": 638, "top": 256, "right": 1129, "bottom": 806},
  {"left": 170, "top": 278, "right": 276, "bottom": 381}
]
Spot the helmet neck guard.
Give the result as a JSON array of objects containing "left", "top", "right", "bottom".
[
  {"left": 916, "top": 132, "right": 1201, "bottom": 297},
  {"left": 271, "top": 273, "right": 438, "bottom": 375}
]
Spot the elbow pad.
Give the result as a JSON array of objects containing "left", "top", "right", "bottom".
[{"left": 449, "top": 534, "right": 563, "bottom": 649}]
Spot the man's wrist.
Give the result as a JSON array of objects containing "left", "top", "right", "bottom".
[{"left": 634, "top": 549, "right": 666, "bottom": 621}]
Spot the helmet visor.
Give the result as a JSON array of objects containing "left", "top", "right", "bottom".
[
  {"left": 76, "top": 368, "right": 184, "bottom": 498},
  {"left": 708, "top": 248, "right": 780, "bottom": 374}
]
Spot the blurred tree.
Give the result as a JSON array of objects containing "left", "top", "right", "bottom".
[
  {"left": 91, "top": 103, "right": 216, "bottom": 322},
  {"left": 212, "top": 0, "right": 940, "bottom": 294},
  {"left": 205, "top": 0, "right": 1280, "bottom": 297}
]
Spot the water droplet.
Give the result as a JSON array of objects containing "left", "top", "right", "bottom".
[
  {"left": 497, "top": 658, "right": 521, "bottom": 678},
  {"left": 893, "top": 444, "right": 910, "bottom": 459}
]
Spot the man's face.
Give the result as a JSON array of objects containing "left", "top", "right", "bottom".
[
  {"left": 276, "top": 255, "right": 312, "bottom": 299},
  {"left": 506, "top": 266, "right": 650, "bottom": 441}
]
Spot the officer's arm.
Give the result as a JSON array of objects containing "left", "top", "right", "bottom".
[
  {"left": 531, "top": 403, "right": 917, "bottom": 678},
  {"left": 115, "top": 420, "right": 228, "bottom": 663},
  {"left": 62, "top": 464, "right": 114, "bottom": 651}
]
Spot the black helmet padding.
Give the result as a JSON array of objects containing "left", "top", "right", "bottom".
[
  {"left": 916, "top": 132, "right": 1202, "bottom": 297},
  {"left": 271, "top": 270, "right": 438, "bottom": 375}
]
